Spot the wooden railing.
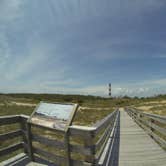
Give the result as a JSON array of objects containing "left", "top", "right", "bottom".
[
  {"left": 0, "top": 109, "right": 119, "bottom": 166},
  {"left": 0, "top": 115, "right": 29, "bottom": 157},
  {"left": 126, "top": 107, "right": 166, "bottom": 149}
]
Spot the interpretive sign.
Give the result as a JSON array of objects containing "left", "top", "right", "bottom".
[{"left": 29, "top": 102, "right": 78, "bottom": 131}]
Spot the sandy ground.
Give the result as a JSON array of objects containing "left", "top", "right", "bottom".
[
  {"left": 141, "top": 100, "right": 166, "bottom": 105},
  {"left": 80, "top": 106, "right": 112, "bottom": 110},
  {"left": 136, "top": 105, "right": 155, "bottom": 110},
  {"left": 11, "top": 101, "right": 37, "bottom": 107}
]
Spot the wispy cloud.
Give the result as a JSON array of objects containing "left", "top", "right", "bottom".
[
  {"left": 0, "top": 0, "right": 166, "bottom": 96},
  {"left": 0, "top": 0, "right": 23, "bottom": 22}
]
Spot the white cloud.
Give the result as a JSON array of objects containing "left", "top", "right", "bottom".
[
  {"left": 0, "top": 0, "right": 24, "bottom": 77},
  {"left": 112, "top": 78, "right": 166, "bottom": 97},
  {"left": 0, "top": 76, "right": 166, "bottom": 97},
  {"left": 4, "top": 43, "right": 53, "bottom": 80},
  {"left": 0, "top": 0, "right": 23, "bottom": 22},
  {"left": 0, "top": 33, "right": 10, "bottom": 64}
]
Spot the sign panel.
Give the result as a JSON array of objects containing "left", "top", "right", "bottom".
[{"left": 29, "top": 102, "right": 77, "bottom": 130}]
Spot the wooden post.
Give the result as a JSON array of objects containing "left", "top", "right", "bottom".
[
  {"left": 64, "top": 132, "right": 70, "bottom": 166},
  {"left": 27, "top": 122, "right": 34, "bottom": 161},
  {"left": 20, "top": 117, "right": 28, "bottom": 154},
  {"left": 84, "top": 132, "right": 95, "bottom": 165},
  {"left": 64, "top": 104, "right": 79, "bottom": 166},
  {"left": 150, "top": 119, "right": 155, "bottom": 138}
]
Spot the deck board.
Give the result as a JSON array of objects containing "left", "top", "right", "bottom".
[
  {"left": 0, "top": 153, "right": 54, "bottom": 166},
  {"left": 119, "top": 109, "right": 166, "bottom": 166}
]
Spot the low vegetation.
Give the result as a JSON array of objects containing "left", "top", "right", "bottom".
[{"left": 0, "top": 93, "right": 166, "bottom": 162}]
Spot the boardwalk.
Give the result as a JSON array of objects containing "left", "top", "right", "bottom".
[
  {"left": 118, "top": 109, "right": 166, "bottom": 166},
  {"left": 0, "top": 109, "right": 165, "bottom": 166}
]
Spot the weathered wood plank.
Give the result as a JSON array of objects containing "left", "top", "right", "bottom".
[
  {"left": 0, "top": 142, "right": 24, "bottom": 157},
  {"left": 30, "top": 122, "right": 65, "bottom": 134},
  {"left": 135, "top": 118, "right": 166, "bottom": 148},
  {"left": 70, "top": 144, "right": 93, "bottom": 156},
  {"left": 27, "top": 123, "right": 34, "bottom": 161},
  {"left": 0, "top": 153, "right": 30, "bottom": 166},
  {"left": 119, "top": 109, "right": 166, "bottom": 166},
  {"left": 137, "top": 116, "right": 166, "bottom": 136},
  {"left": 32, "top": 134, "right": 65, "bottom": 149},
  {"left": 32, "top": 133, "right": 93, "bottom": 156},
  {"left": 20, "top": 117, "right": 29, "bottom": 153},
  {"left": 95, "top": 121, "right": 113, "bottom": 150},
  {"left": 69, "top": 125, "right": 96, "bottom": 138},
  {"left": 129, "top": 107, "right": 166, "bottom": 124},
  {"left": 96, "top": 111, "right": 119, "bottom": 164},
  {"left": 33, "top": 147, "right": 67, "bottom": 165},
  {"left": 0, "top": 129, "right": 22, "bottom": 141},
  {"left": 0, "top": 115, "right": 20, "bottom": 126},
  {"left": 127, "top": 108, "right": 166, "bottom": 149},
  {"left": 98, "top": 111, "right": 120, "bottom": 166},
  {"left": 93, "top": 111, "right": 116, "bottom": 135}
]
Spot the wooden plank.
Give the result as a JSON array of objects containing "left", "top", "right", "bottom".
[
  {"left": 27, "top": 123, "right": 34, "bottom": 161},
  {"left": 98, "top": 111, "right": 120, "bottom": 166},
  {"left": 19, "top": 114, "right": 29, "bottom": 121},
  {"left": 64, "top": 104, "right": 79, "bottom": 166},
  {"left": 20, "top": 116, "right": 29, "bottom": 153},
  {"left": 0, "top": 142, "right": 23, "bottom": 157},
  {"left": 70, "top": 144, "right": 93, "bottom": 156},
  {"left": 33, "top": 155, "right": 57, "bottom": 166},
  {"left": 140, "top": 112, "right": 166, "bottom": 124},
  {"left": 33, "top": 147, "right": 67, "bottom": 165},
  {"left": 93, "top": 111, "right": 117, "bottom": 135},
  {"left": 96, "top": 111, "right": 119, "bottom": 164},
  {"left": 33, "top": 153, "right": 88, "bottom": 166},
  {"left": 119, "top": 110, "right": 166, "bottom": 166},
  {"left": 0, "top": 115, "right": 20, "bottom": 126},
  {"left": 95, "top": 120, "right": 114, "bottom": 150},
  {"left": 32, "top": 134, "right": 65, "bottom": 149},
  {"left": 69, "top": 125, "right": 96, "bottom": 138},
  {"left": 0, "top": 129, "right": 22, "bottom": 141},
  {"left": 151, "top": 123, "right": 166, "bottom": 136},
  {"left": 138, "top": 120, "right": 166, "bottom": 147},
  {"left": 83, "top": 134, "right": 95, "bottom": 164},
  {"left": 32, "top": 133, "right": 93, "bottom": 156},
  {"left": 137, "top": 117, "right": 166, "bottom": 136},
  {"left": 127, "top": 109, "right": 166, "bottom": 137},
  {"left": 0, "top": 153, "right": 30, "bottom": 166},
  {"left": 133, "top": 116, "right": 166, "bottom": 148},
  {"left": 151, "top": 132, "right": 166, "bottom": 148},
  {"left": 130, "top": 108, "right": 166, "bottom": 124},
  {"left": 31, "top": 123, "right": 65, "bottom": 134}
]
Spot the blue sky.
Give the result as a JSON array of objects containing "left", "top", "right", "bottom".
[{"left": 0, "top": 0, "right": 166, "bottom": 97}]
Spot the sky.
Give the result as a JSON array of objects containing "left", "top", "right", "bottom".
[{"left": 0, "top": 0, "right": 166, "bottom": 97}]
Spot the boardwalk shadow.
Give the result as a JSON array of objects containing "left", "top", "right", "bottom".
[
  {"left": 3, "top": 154, "right": 56, "bottom": 166},
  {"left": 108, "top": 111, "right": 120, "bottom": 166}
]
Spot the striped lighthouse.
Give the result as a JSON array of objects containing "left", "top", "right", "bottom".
[{"left": 109, "top": 83, "right": 111, "bottom": 97}]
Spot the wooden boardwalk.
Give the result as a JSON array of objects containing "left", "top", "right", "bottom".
[
  {"left": 118, "top": 109, "right": 166, "bottom": 166},
  {"left": 0, "top": 110, "right": 165, "bottom": 166}
]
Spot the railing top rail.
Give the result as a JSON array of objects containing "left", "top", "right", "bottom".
[
  {"left": 140, "top": 111, "right": 166, "bottom": 119},
  {"left": 127, "top": 107, "right": 166, "bottom": 120},
  {"left": 0, "top": 115, "right": 20, "bottom": 119},
  {"left": 126, "top": 107, "right": 166, "bottom": 149},
  {"left": 0, "top": 109, "right": 118, "bottom": 134},
  {"left": 93, "top": 110, "right": 117, "bottom": 128}
]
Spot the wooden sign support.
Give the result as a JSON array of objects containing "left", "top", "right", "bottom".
[{"left": 27, "top": 102, "right": 79, "bottom": 165}]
